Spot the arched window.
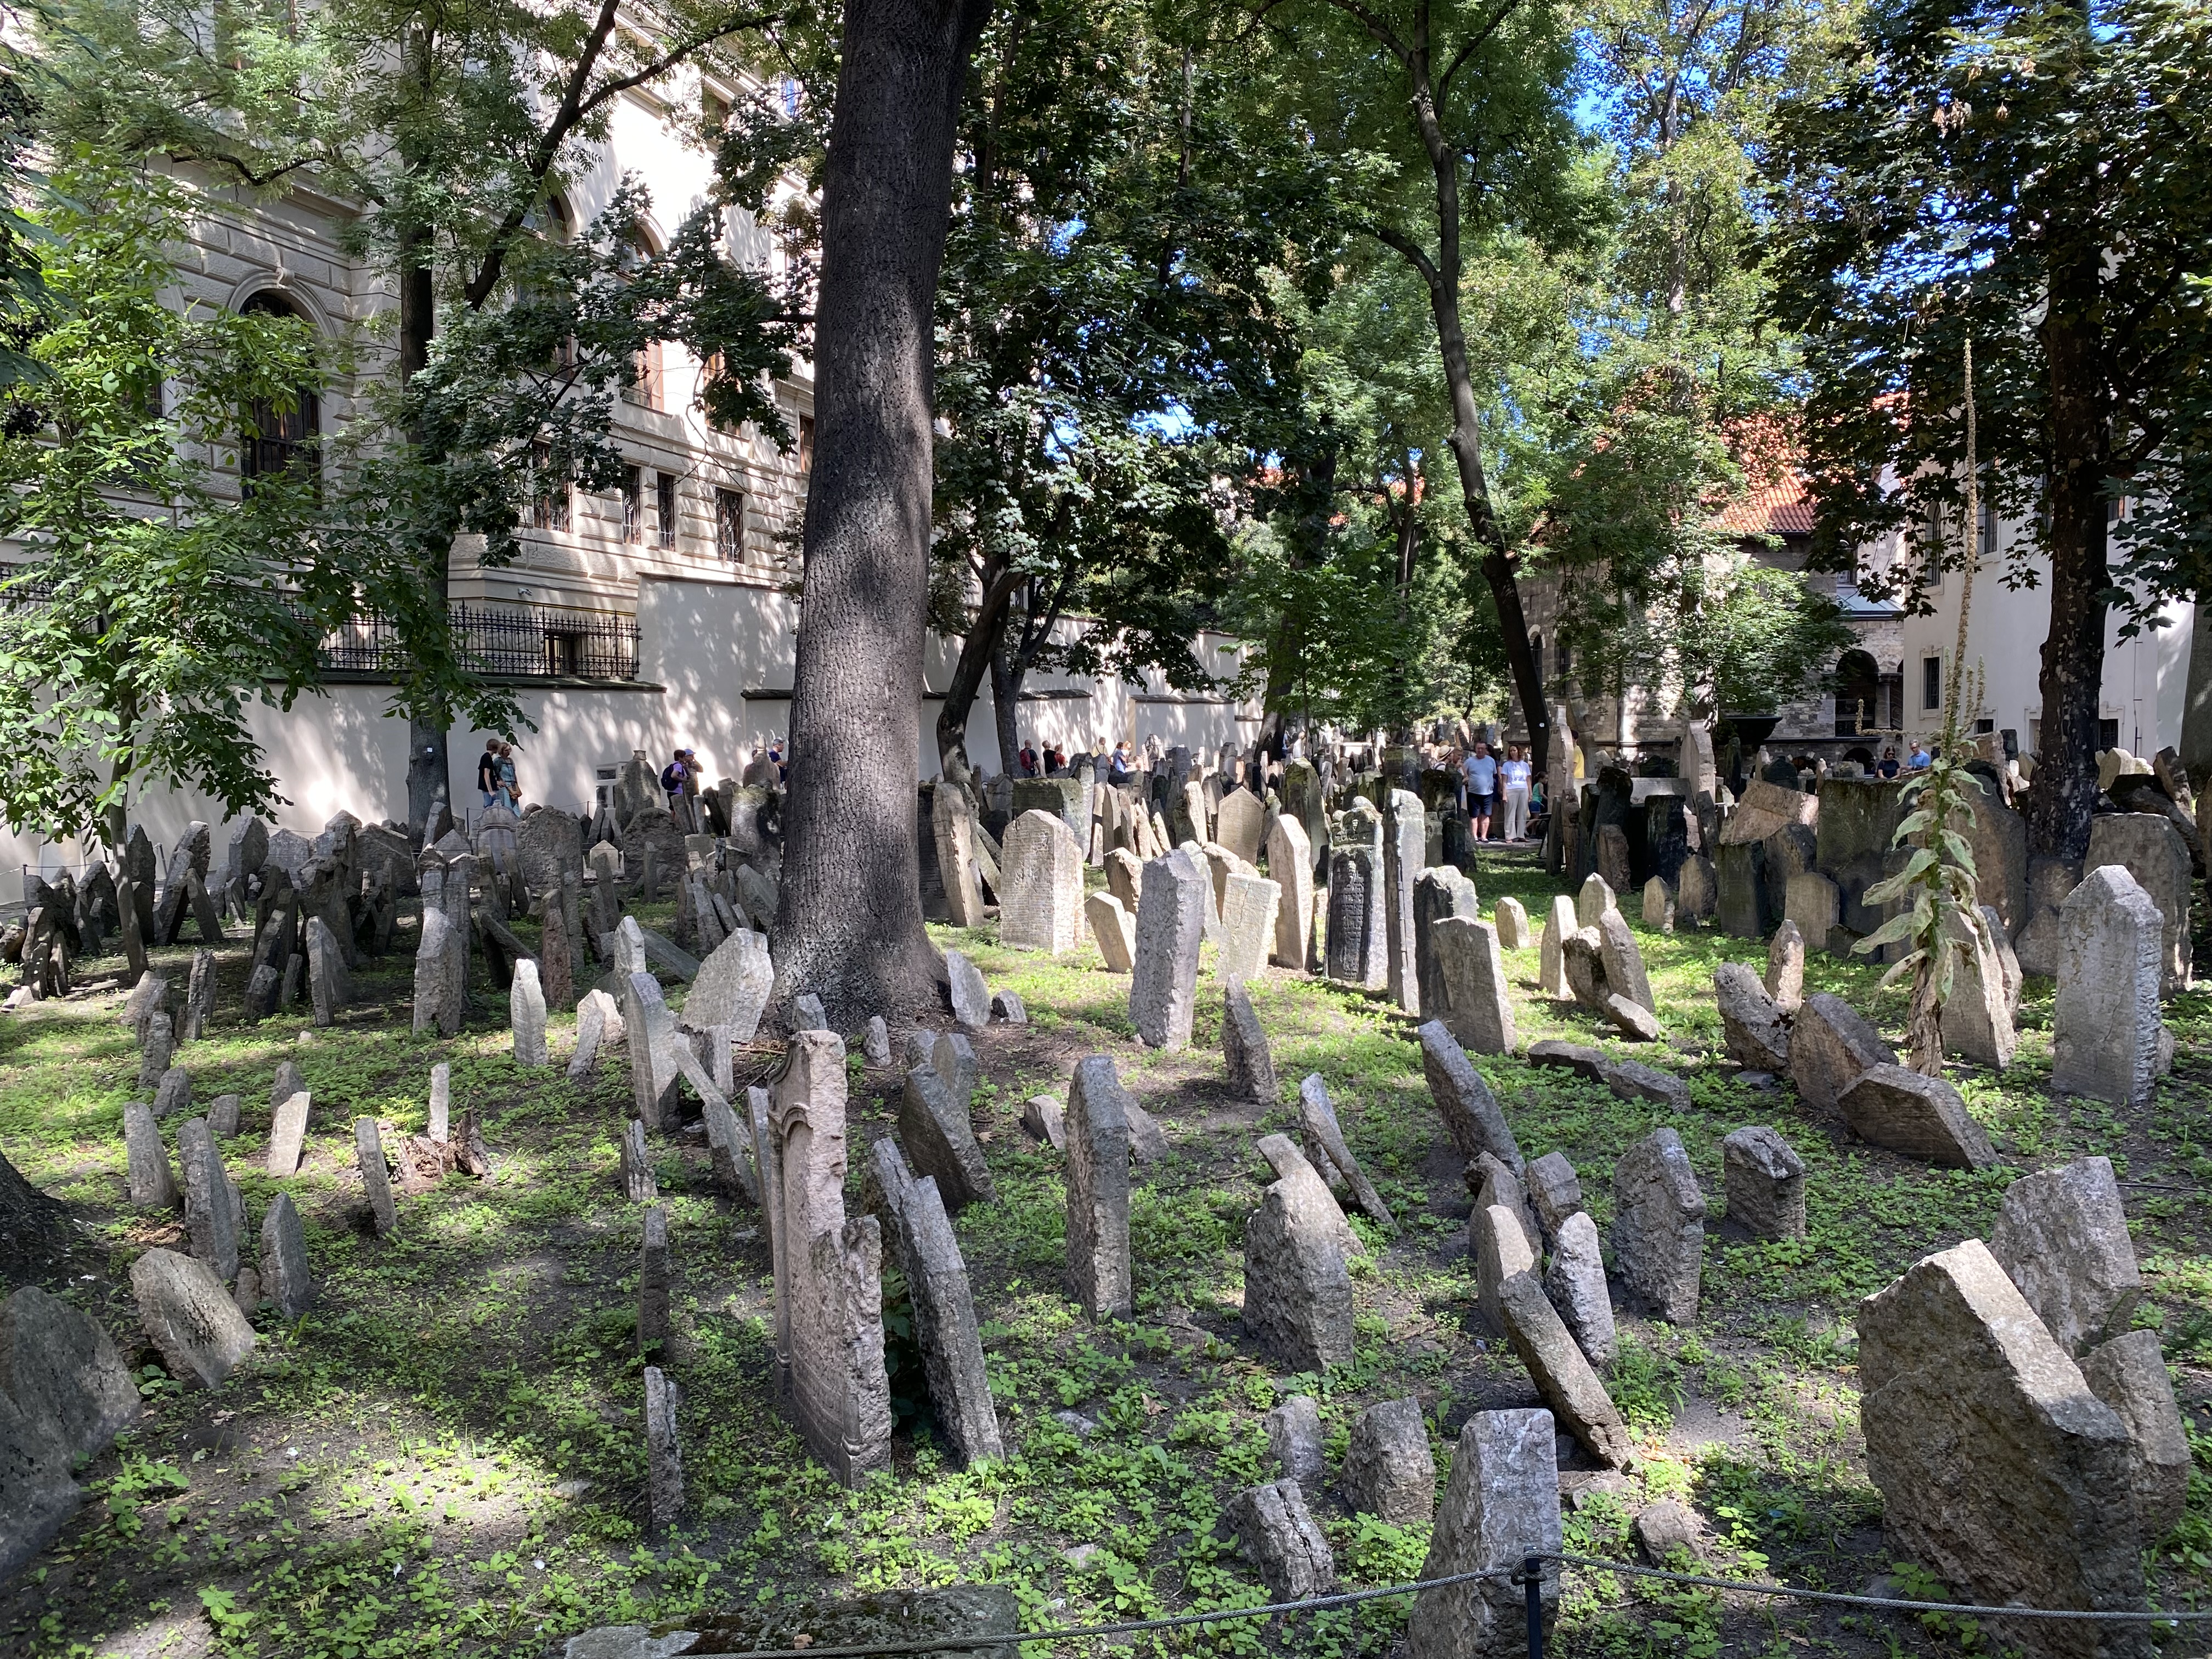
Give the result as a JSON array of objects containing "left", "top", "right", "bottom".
[
  {"left": 619, "top": 228, "right": 663, "bottom": 413},
  {"left": 1835, "top": 648, "right": 1880, "bottom": 737},
  {"left": 239, "top": 291, "right": 319, "bottom": 494}
]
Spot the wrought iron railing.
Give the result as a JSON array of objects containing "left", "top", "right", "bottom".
[{"left": 312, "top": 602, "right": 641, "bottom": 681}]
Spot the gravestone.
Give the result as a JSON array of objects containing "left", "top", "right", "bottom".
[
  {"left": 1265, "top": 815, "right": 1314, "bottom": 969},
  {"left": 153, "top": 1068, "right": 191, "bottom": 1121},
  {"left": 764, "top": 1031, "right": 893, "bottom": 1486},
  {"left": 621, "top": 972, "right": 684, "bottom": 1131},
  {"left": 1223, "top": 983, "right": 1277, "bottom": 1104},
  {"left": 178, "top": 1118, "right": 239, "bottom": 1282},
  {"left": 1216, "top": 787, "right": 1267, "bottom": 867},
  {"left": 931, "top": 787, "right": 985, "bottom": 928},
  {"left": 679, "top": 927, "right": 774, "bottom": 1040},
  {"left": 131, "top": 1248, "right": 254, "bottom": 1389},
  {"left": 1544, "top": 1211, "right": 1616, "bottom": 1366},
  {"left": 412, "top": 908, "right": 465, "bottom": 1037},
  {"left": 1084, "top": 892, "right": 1136, "bottom": 972},
  {"left": 1243, "top": 1159, "right": 1355, "bottom": 1369},
  {"left": 2086, "top": 812, "right": 2188, "bottom": 991},
  {"left": 1612, "top": 1128, "right": 1704, "bottom": 1324},
  {"left": 137, "top": 1011, "right": 173, "bottom": 1093},
  {"left": 1341, "top": 1397, "right": 1436, "bottom": 1525},
  {"left": 1407, "top": 1410, "right": 1561, "bottom": 1659},
  {"left": 1474, "top": 1203, "right": 1536, "bottom": 1333},
  {"left": 792, "top": 993, "right": 828, "bottom": 1031},
  {"left": 1640, "top": 877, "right": 1675, "bottom": 932},
  {"left": 1988, "top": 1157, "right": 2141, "bottom": 1355},
  {"left": 873, "top": 1144, "right": 1003, "bottom": 1468},
  {"left": 1714, "top": 840, "right": 1768, "bottom": 938},
  {"left": 1839, "top": 1064, "right": 1999, "bottom": 1169},
  {"left": 639, "top": 1204, "right": 672, "bottom": 1352},
  {"left": 1130, "top": 850, "right": 1207, "bottom": 1049},
  {"left": 258, "top": 1192, "right": 312, "bottom": 1317},
  {"left": 1595, "top": 910, "right": 1655, "bottom": 1014},
  {"left": 620, "top": 1119, "right": 658, "bottom": 1201},
  {"left": 1675, "top": 854, "right": 1716, "bottom": 924},
  {"left": 1576, "top": 872, "right": 1615, "bottom": 929},
  {"left": 1537, "top": 895, "right": 1576, "bottom": 997},
  {"left": 2053, "top": 865, "right": 2165, "bottom": 1106},
  {"left": 1267, "top": 1394, "right": 1324, "bottom": 1489},
  {"left": 1417, "top": 1022, "right": 1523, "bottom": 1170},
  {"left": 569, "top": 989, "right": 623, "bottom": 1080},
  {"left": 1065, "top": 1056, "right": 1135, "bottom": 1319},
  {"left": 511, "top": 958, "right": 549, "bottom": 1066},
  {"left": 181, "top": 949, "right": 217, "bottom": 1044},
  {"left": 2080, "top": 1330, "right": 2192, "bottom": 1543},
  {"left": 266, "top": 1091, "right": 310, "bottom": 1178},
  {"left": 1000, "top": 810, "right": 1085, "bottom": 952},
  {"left": 1788, "top": 992, "right": 1895, "bottom": 1111},
  {"left": 1498, "top": 1271, "right": 1630, "bottom": 1469},
  {"left": 945, "top": 949, "right": 992, "bottom": 1031},
  {"left": 1594, "top": 825, "right": 1632, "bottom": 898},
  {"left": 1296, "top": 1074, "right": 1394, "bottom": 1232},
  {"left": 123, "top": 1101, "right": 177, "bottom": 1209},
  {"left": 1229, "top": 1479, "right": 1336, "bottom": 1600},
  {"left": 1764, "top": 919, "right": 1805, "bottom": 1012},
  {"left": 1217, "top": 872, "right": 1280, "bottom": 984},
  {"left": 356, "top": 1119, "right": 398, "bottom": 1235},
  {"left": 1714, "top": 963, "right": 1791, "bottom": 1072},
  {"left": 1857, "top": 1239, "right": 2148, "bottom": 1654},
  {"left": 1429, "top": 916, "right": 1515, "bottom": 1055},
  {"left": 641, "top": 1366, "right": 685, "bottom": 1536},
  {"left": 1257, "top": 1136, "right": 1361, "bottom": 1262},
  {"left": 898, "top": 1060, "right": 995, "bottom": 1211},
  {"left": 1104, "top": 847, "right": 1142, "bottom": 913},
  {"left": 1524, "top": 1152, "right": 1581, "bottom": 1247},
  {"left": 1784, "top": 871, "right": 1840, "bottom": 948},
  {"left": 1324, "top": 845, "right": 1387, "bottom": 991},
  {"left": 1722, "top": 1126, "right": 1805, "bottom": 1239},
  {"left": 1494, "top": 896, "right": 1531, "bottom": 949}
]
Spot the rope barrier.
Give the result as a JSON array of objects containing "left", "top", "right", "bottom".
[{"left": 650, "top": 1550, "right": 2212, "bottom": 1658}]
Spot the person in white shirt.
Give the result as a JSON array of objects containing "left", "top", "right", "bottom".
[{"left": 1500, "top": 745, "right": 1533, "bottom": 842}]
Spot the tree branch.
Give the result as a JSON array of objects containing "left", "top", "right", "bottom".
[{"left": 1437, "top": 0, "right": 1523, "bottom": 100}]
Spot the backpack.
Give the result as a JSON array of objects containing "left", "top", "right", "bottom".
[{"left": 660, "top": 762, "right": 685, "bottom": 793}]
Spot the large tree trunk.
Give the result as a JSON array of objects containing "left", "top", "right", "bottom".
[
  {"left": 397, "top": 209, "right": 454, "bottom": 834},
  {"left": 933, "top": 564, "right": 1020, "bottom": 766},
  {"left": 775, "top": 0, "right": 993, "bottom": 1025},
  {"left": 2022, "top": 291, "right": 2110, "bottom": 864}
]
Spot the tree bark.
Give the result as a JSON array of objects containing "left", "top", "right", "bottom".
[
  {"left": 2022, "top": 287, "right": 2111, "bottom": 864},
  {"left": 990, "top": 636, "right": 1020, "bottom": 774},
  {"left": 933, "top": 562, "right": 1022, "bottom": 765},
  {"left": 774, "top": 0, "right": 993, "bottom": 1025}
]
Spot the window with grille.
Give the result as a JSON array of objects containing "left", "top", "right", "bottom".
[
  {"left": 621, "top": 465, "right": 642, "bottom": 543},
  {"left": 656, "top": 473, "right": 679, "bottom": 548},
  {"left": 528, "top": 443, "right": 570, "bottom": 531},
  {"left": 239, "top": 292, "right": 319, "bottom": 497},
  {"left": 1922, "top": 654, "right": 1942, "bottom": 712},
  {"left": 799, "top": 415, "right": 815, "bottom": 475},
  {"left": 623, "top": 340, "right": 664, "bottom": 411},
  {"left": 715, "top": 488, "right": 745, "bottom": 561}
]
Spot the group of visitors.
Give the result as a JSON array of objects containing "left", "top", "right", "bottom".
[
  {"left": 1457, "top": 740, "right": 1539, "bottom": 844},
  {"left": 1015, "top": 738, "right": 1069, "bottom": 777}
]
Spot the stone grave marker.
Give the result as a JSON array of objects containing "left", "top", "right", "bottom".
[
  {"left": 1130, "top": 850, "right": 1207, "bottom": 1049},
  {"left": 1065, "top": 1056, "right": 1135, "bottom": 1319},
  {"left": 1612, "top": 1128, "right": 1704, "bottom": 1323}
]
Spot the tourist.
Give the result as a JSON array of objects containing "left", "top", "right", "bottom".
[
  {"left": 1046, "top": 741, "right": 1066, "bottom": 775},
  {"left": 1018, "top": 739, "right": 1039, "bottom": 777},
  {"left": 1462, "top": 741, "right": 1498, "bottom": 843},
  {"left": 476, "top": 743, "right": 500, "bottom": 810},
  {"left": 1500, "top": 744, "right": 1532, "bottom": 842},
  {"left": 1108, "top": 741, "right": 1135, "bottom": 786},
  {"left": 660, "top": 748, "right": 691, "bottom": 816},
  {"left": 1907, "top": 742, "right": 1931, "bottom": 771},
  {"left": 1878, "top": 745, "right": 1901, "bottom": 779},
  {"left": 495, "top": 741, "right": 521, "bottom": 809},
  {"left": 768, "top": 739, "right": 786, "bottom": 784}
]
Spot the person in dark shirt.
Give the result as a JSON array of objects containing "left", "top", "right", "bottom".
[
  {"left": 1878, "top": 746, "right": 1901, "bottom": 779},
  {"left": 476, "top": 746, "right": 500, "bottom": 809}
]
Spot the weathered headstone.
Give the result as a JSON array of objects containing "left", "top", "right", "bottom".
[
  {"left": 1222, "top": 983, "right": 1277, "bottom": 1104},
  {"left": 1407, "top": 1410, "right": 1562, "bottom": 1659},
  {"left": 152, "top": 1066, "right": 191, "bottom": 1121},
  {"left": 1417, "top": 1022, "right": 1523, "bottom": 1170},
  {"left": 1537, "top": 895, "right": 1576, "bottom": 998},
  {"left": 178, "top": 1117, "right": 239, "bottom": 1282},
  {"left": 1413, "top": 867, "right": 1481, "bottom": 1022},
  {"left": 1217, "top": 871, "right": 1280, "bottom": 984},
  {"left": 137, "top": 1010, "right": 173, "bottom": 1093},
  {"left": 1498, "top": 1271, "right": 1630, "bottom": 1468},
  {"left": 643, "top": 1364, "right": 684, "bottom": 1533},
  {"left": 1296, "top": 1074, "right": 1394, "bottom": 1232},
  {"left": 620, "top": 1118, "right": 659, "bottom": 1201},
  {"left": 1429, "top": 916, "right": 1516, "bottom": 1055},
  {"left": 1838, "top": 1064, "right": 1999, "bottom": 1169},
  {"left": 1084, "top": 892, "right": 1137, "bottom": 972},
  {"left": 180, "top": 948, "right": 217, "bottom": 1044},
  {"left": 1714, "top": 963, "right": 1791, "bottom": 1072},
  {"left": 1989, "top": 1157, "right": 2141, "bottom": 1355},
  {"left": 1342, "top": 1397, "right": 1436, "bottom": 1525},
  {"left": 258, "top": 1192, "right": 313, "bottom": 1318},
  {"left": 1130, "top": 849, "right": 1207, "bottom": 1049},
  {"left": 569, "top": 988, "right": 622, "bottom": 1079},
  {"left": 1000, "top": 810, "right": 1085, "bottom": 952},
  {"left": 1640, "top": 876, "right": 1675, "bottom": 932},
  {"left": 762, "top": 1031, "right": 892, "bottom": 1485},
  {"left": 1228, "top": 1479, "right": 1337, "bottom": 1599},
  {"left": 1722, "top": 1126, "right": 1805, "bottom": 1239},
  {"left": 1788, "top": 991, "right": 1895, "bottom": 1111},
  {"left": 1675, "top": 854, "right": 1717, "bottom": 924},
  {"left": 1104, "top": 847, "right": 1143, "bottom": 912},
  {"left": 1324, "top": 844, "right": 1387, "bottom": 991},
  {"left": 131, "top": 1248, "right": 254, "bottom": 1389},
  {"left": 1594, "top": 910, "right": 1655, "bottom": 1014},
  {"left": 1474, "top": 1202, "right": 1536, "bottom": 1333},
  {"left": 1265, "top": 814, "right": 1314, "bottom": 970},
  {"left": 1560, "top": 928, "right": 1607, "bottom": 1010},
  {"left": 873, "top": 1144, "right": 1003, "bottom": 1468},
  {"left": 2053, "top": 864, "right": 2164, "bottom": 1106},
  {"left": 412, "top": 907, "right": 464, "bottom": 1037},
  {"left": 678, "top": 927, "right": 773, "bottom": 1041},
  {"left": 1544, "top": 1211, "right": 1617, "bottom": 1367},
  {"left": 944, "top": 948, "right": 992, "bottom": 1031},
  {"left": 1243, "top": 1160, "right": 1355, "bottom": 1369},
  {"left": 1857, "top": 1238, "right": 2149, "bottom": 1652},
  {"left": 304, "top": 915, "right": 350, "bottom": 1028},
  {"left": 1267, "top": 1393, "right": 1324, "bottom": 1488},
  {"left": 1065, "top": 1056, "right": 1135, "bottom": 1319},
  {"left": 1524, "top": 1152, "right": 1581, "bottom": 1247},
  {"left": 123, "top": 1101, "right": 178, "bottom": 1209},
  {"left": 1612, "top": 1128, "right": 1703, "bottom": 1323},
  {"left": 1494, "top": 896, "right": 1532, "bottom": 949},
  {"left": 899, "top": 1060, "right": 995, "bottom": 1211},
  {"left": 2080, "top": 1330, "right": 2192, "bottom": 1543},
  {"left": 1783, "top": 870, "right": 1841, "bottom": 951},
  {"left": 2085, "top": 811, "right": 2192, "bottom": 991},
  {"left": 511, "top": 958, "right": 549, "bottom": 1066},
  {"left": 621, "top": 971, "right": 685, "bottom": 1131},
  {"left": 266, "top": 1091, "right": 309, "bottom": 1178},
  {"left": 1764, "top": 919, "right": 1804, "bottom": 1012},
  {"left": 1576, "top": 872, "right": 1615, "bottom": 929},
  {"left": 356, "top": 1118, "right": 398, "bottom": 1235}
]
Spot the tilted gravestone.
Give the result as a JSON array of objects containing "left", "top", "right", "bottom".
[
  {"left": 1065, "top": 1056, "right": 1135, "bottom": 1320},
  {"left": 2053, "top": 864, "right": 2165, "bottom": 1106}
]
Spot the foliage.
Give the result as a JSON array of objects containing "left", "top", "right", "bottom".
[
  {"left": 1762, "top": 0, "right": 2212, "bottom": 617},
  {"left": 925, "top": 0, "right": 1334, "bottom": 756},
  {"left": 0, "top": 158, "right": 332, "bottom": 839}
]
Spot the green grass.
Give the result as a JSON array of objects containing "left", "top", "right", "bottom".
[{"left": 4, "top": 850, "right": 2212, "bottom": 1658}]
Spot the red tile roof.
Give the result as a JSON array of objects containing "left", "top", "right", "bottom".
[{"left": 1715, "top": 472, "right": 1815, "bottom": 537}]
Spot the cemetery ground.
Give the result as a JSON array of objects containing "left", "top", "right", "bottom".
[{"left": 5, "top": 856, "right": 2212, "bottom": 1659}]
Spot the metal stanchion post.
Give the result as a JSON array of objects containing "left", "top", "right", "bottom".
[{"left": 1524, "top": 1554, "right": 1543, "bottom": 1659}]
